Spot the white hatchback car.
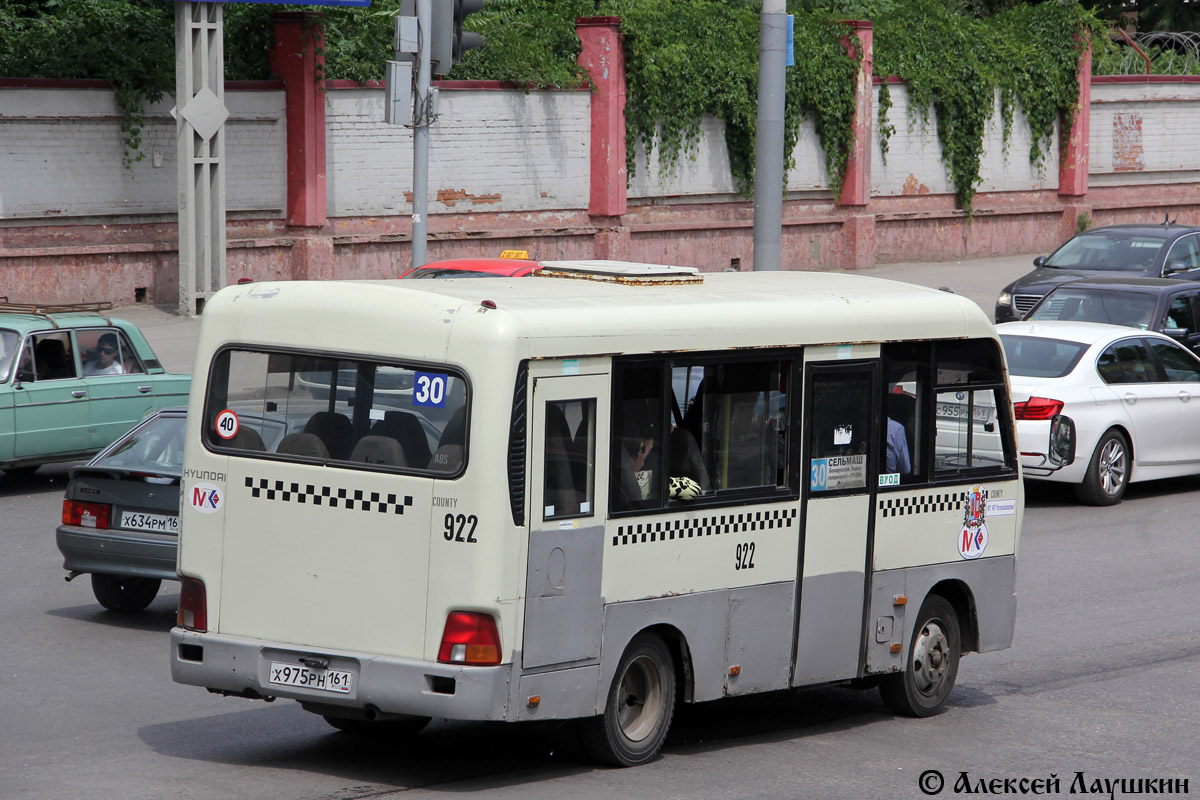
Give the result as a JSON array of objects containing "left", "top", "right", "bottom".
[{"left": 998, "top": 320, "right": 1200, "bottom": 505}]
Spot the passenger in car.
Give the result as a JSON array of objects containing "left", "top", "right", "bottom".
[{"left": 83, "top": 332, "right": 124, "bottom": 377}]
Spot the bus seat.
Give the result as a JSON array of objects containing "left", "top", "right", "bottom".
[
  {"left": 372, "top": 411, "right": 433, "bottom": 469},
  {"left": 669, "top": 427, "right": 710, "bottom": 490},
  {"left": 439, "top": 407, "right": 466, "bottom": 449},
  {"left": 349, "top": 435, "right": 407, "bottom": 467},
  {"left": 275, "top": 432, "right": 330, "bottom": 459},
  {"left": 225, "top": 426, "right": 266, "bottom": 452},
  {"left": 303, "top": 412, "right": 353, "bottom": 460}
]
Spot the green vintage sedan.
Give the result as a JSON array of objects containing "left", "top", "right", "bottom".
[{"left": 0, "top": 302, "right": 191, "bottom": 474}]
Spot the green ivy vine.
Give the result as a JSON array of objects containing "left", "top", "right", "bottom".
[
  {"left": 0, "top": 0, "right": 1109, "bottom": 206},
  {"left": 872, "top": 0, "right": 1105, "bottom": 210}
]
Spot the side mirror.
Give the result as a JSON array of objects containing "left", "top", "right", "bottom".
[
  {"left": 1033, "top": 256, "right": 1047, "bottom": 267},
  {"left": 1162, "top": 326, "right": 1188, "bottom": 341},
  {"left": 1049, "top": 414, "right": 1076, "bottom": 467},
  {"left": 1164, "top": 260, "right": 1189, "bottom": 275}
]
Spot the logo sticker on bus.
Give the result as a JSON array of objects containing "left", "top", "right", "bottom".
[
  {"left": 190, "top": 482, "right": 224, "bottom": 514},
  {"left": 413, "top": 372, "right": 448, "bottom": 408},
  {"left": 959, "top": 484, "right": 988, "bottom": 559}
]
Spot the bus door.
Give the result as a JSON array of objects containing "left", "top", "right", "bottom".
[
  {"left": 792, "top": 352, "right": 880, "bottom": 686},
  {"left": 522, "top": 372, "right": 609, "bottom": 670}
]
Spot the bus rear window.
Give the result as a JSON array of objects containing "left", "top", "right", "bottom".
[{"left": 203, "top": 348, "right": 468, "bottom": 475}]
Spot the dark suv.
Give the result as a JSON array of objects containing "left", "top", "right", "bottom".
[{"left": 994, "top": 223, "right": 1200, "bottom": 322}]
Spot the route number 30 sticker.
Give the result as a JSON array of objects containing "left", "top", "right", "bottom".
[{"left": 215, "top": 409, "right": 240, "bottom": 440}]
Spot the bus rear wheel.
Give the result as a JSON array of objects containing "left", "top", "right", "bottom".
[
  {"left": 580, "top": 632, "right": 676, "bottom": 767},
  {"left": 880, "top": 594, "right": 960, "bottom": 717}
]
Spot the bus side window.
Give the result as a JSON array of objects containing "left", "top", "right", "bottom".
[
  {"left": 933, "top": 339, "right": 1013, "bottom": 474},
  {"left": 544, "top": 399, "right": 595, "bottom": 520},
  {"left": 881, "top": 343, "right": 930, "bottom": 485}
]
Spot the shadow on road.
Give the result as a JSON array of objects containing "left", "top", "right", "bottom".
[
  {"left": 136, "top": 684, "right": 964, "bottom": 792},
  {"left": 45, "top": 594, "right": 180, "bottom": 632}
]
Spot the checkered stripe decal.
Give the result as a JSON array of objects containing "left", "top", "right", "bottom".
[
  {"left": 245, "top": 477, "right": 413, "bottom": 515},
  {"left": 612, "top": 508, "right": 798, "bottom": 547},
  {"left": 877, "top": 489, "right": 988, "bottom": 517}
]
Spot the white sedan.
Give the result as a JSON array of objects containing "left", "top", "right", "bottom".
[{"left": 998, "top": 320, "right": 1200, "bottom": 505}]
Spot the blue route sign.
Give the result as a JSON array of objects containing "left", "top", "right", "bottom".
[{"left": 158, "top": 0, "right": 371, "bottom": 7}]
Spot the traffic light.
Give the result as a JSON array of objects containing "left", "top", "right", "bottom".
[{"left": 430, "top": 0, "right": 485, "bottom": 76}]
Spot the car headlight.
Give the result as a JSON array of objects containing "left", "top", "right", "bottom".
[{"left": 996, "top": 292, "right": 1012, "bottom": 307}]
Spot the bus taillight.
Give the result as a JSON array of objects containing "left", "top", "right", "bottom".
[
  {"left": 178, "top": 577, "right": 208, "bottom": 632},
  {"left": 438, "top": 612, "right": 502, "bottom": 666}
]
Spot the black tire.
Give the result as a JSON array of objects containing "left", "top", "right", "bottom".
[
  {"left": 90, "top": 574, "right": 161, "bottom": 612},
  {"left": 322, "top": 714, "right": 430, "bottom": 739},
  {"left": 1074, "top": 428, "right": 1130, "bottom": 506},
  {"left": 880, "top": 595, "right": 961, "bottom": 717},
  {"left": 579, "top": 632, "right": 676, "bottom": 767}
]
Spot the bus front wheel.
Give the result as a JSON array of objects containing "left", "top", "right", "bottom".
[
  {"left": 880, "top": 594, "right": 960, "bottom": 717},
  {"left": 580, "top": 632, "right": 676, "bottom": 767}
]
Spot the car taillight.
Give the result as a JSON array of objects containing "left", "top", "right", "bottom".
[
  {"left": 1014, "top": 396, "right": 1064, "bottom": 421},
  {"left": 437, "top": 611, "right": 501, "bottom": 666},
  {"left": 62, "top": 499, "right": 110, "bottom": 529},
  {"left": 178, "top": 577, "right": 207, "bottom": 632}
]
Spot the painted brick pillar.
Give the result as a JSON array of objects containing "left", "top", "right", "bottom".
[
  {"left": 1059, "top": 38, "right": 1091, "bottom": 198},
  {"left": 839, "top": 21, "right": 872, "bottom": 208},
  {"left": 270, "top": 12, "right": 327, "bottom": 228},
  {"left": 839, "top": 22, "right": 875, "bottom": 270},
  {"left": 576, "top": 17, "right": 627, "bottom": 218}
]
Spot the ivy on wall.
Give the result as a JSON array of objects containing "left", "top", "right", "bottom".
[
  {"left": 872, "top": 0, "right": 1105, "bottom": 210},
  {"left": 0, "top": 0, "right": 1112, "bottom": 209}
]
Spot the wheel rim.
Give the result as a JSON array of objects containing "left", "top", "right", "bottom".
[
  {"left": 1098, "top": 438, "right": 1127, "bottom": 497},
  {"left": 911, "top": 620, "right": 951, "bottom": 698},
  {"left": 616, "top": 654, "right": 663, "bottom": 743}
]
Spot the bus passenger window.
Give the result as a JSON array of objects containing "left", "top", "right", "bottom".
[
  {"left": 544, "top": 399, "right": 595, "bottom": 520},
  {"left": 881, "top": 344, "right": 930, "bottom": 486},
  {"left": 809, "top": 373, "right": 871, "bottom": 493},
  {"left": 932, "top": 338, "right": 1013, "bottom": 475}
]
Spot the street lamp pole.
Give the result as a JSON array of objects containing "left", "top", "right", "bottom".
[{"left": 752, "top": 0, "right": 787, "bottom": 271}]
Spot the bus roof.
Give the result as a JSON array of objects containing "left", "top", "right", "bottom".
[{"left": 200, "top": 270, "right": 995, "bottom": 363}]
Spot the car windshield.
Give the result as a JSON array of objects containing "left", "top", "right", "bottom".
[
  {"left": 0, "top": 329, "right": 18, "bottom": 382},
  {"left": 1000, "top": 335, "right": 1089, "bottom": 378},
  {"left": 1027, "top": 289, "right": 1156, "bottom": 328},
  {"left": 404, "top": 268, "right": 509, "bottom": 279},
  {"left": 1044, "top": 231, "right": 1166, "bottom": 272},
  {"left": 93, "top": 413, "right": 186, "bottom": 475}
]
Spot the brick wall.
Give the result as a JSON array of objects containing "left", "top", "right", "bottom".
[
  {"left": 0, "top": 84, "right": 285, "bottom": 221},
  {"left": 325, "top": 86, "right": 591, "bottom": 217}
]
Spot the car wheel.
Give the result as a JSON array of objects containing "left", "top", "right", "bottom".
[
  {"left": 879, "top": 594, "right": 961, "bottom": 717},
  {"left": 322, "top": 715, "right": 430, "bottom": 739},
  {"left": 90, "top": 574, "right": 161, "bottom": 612},
  {"left": 1074, "top": 428, "right": 1130, "bottom": 506},
  {"left": 579, "top": 632, "right": 676, "bottom": 767}
]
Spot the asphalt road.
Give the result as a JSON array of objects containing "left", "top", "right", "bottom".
[{"left": 5, "top": 254, "right": 1198, "bottom": 799}]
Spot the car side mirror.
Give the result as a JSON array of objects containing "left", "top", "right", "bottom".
[
  {"left": 1049, "top": 415, "right": 1076, "bottom": 467},
  {"left": 1164, "top": 260, "right": 1189, "bottom": 275},
  {"left": 1162, "top": 326, "right": 1188, "bottom": 341},
  {"left": 1033, "top": 256, "right": 1047, "bottom": 267}
]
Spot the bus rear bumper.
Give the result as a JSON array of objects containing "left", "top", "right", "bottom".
[{"left": 170, "top": 628, "right": 512, "bottom": 721}]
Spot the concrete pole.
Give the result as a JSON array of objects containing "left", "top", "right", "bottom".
[
  {"left": 752, "top": 0, "right": 787, "bottom": 271},
  {"left": 411, "top": 0, "right": 432, "bottom": 267}
]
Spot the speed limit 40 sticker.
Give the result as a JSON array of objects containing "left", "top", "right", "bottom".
[{"left": 215, "top": 409, "right": 239, "bottom": 440}]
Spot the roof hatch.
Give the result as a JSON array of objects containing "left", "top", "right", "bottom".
[{"left": 535, "top": 260, "right": 703, "bottom": 285}]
